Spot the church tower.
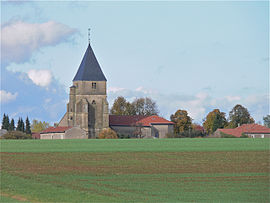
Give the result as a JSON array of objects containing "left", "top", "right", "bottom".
[{"left": 59, "top": 42, "right": 109, "bottom": 138}]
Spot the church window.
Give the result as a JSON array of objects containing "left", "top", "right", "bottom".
[
  {"left": 70, "top": 116, "right": 73, "bottom": 120},
  {"left": 92, "top": 100, "right": 96, "bottom": 105},
  {"left": 92, "top": 82, "right": 96, "bottom": 89}
]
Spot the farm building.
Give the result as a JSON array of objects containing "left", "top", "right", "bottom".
[
  {"left": 41, "top": 115, "right": 174, "bottom": 139},
  {"left": 40, "top": 126, "right": 87, "bottom": 139},
  {"left": 110, "top": 115, "right": 174, "bottom": 138},
  {"left": 214, "top": 124, "right": 270, "bottom": 138}
]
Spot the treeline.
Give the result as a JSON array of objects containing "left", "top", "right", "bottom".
[
  {"left": 110, "top": 96, "right": 269, "bottom": 137},
  {"left": 2, "top": 114, "right": 31, "bottom": 134},
  {"left": 1, "top": 114, "right": 51, "bottom": 139},
  {"left": 110, "top": 97, "right": 159, "bottom": 116},
  {"left": 1, "top": 114, "right": 32, "bottom": 139}
]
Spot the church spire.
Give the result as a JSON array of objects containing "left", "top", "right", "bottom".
[{"left": 73, "top": 34, "right": 107, "bottom": 82}]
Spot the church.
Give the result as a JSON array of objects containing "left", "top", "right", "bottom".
[{"left": 40, "top": 41, "right": 174, "bottom": 139}]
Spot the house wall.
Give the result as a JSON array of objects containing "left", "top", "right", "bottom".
[
  {"left": 65, "top": 127, "right": 88, "bottom": 139},
  {"left": 110, "top": 126, "right": 136, "bottom": 137},
  {"left": 40, "top": 133, "right": 65, "bottom": 139},
  {"left": 152, "top": 124, "right": 173, "bottom": 138},
  {"left": 246, "top": 133, "right": 270, "bottom": 138},
  {"left": 110, "top": 125, "right": 152, "bottom": 138}
]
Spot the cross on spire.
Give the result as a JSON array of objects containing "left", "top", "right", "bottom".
[{"left": 88, "top": 28, "right": 90, "bottom": 44}]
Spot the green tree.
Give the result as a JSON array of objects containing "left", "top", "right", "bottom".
[
  {"left": 9, "top": 119, "right": 15, "bottom": 131},
  {"left": 132, "top": 97, "right": 159, "bottom": 116},
  {"left": 16, "top": 118, "right": 21, "bottom": 131},
  {"left": 1, "top": 114, "right": 10, "bottom": 130},
  {"left": 263, "top": 115, "right": 270, "bottom": 128},
  {"left": 170, "top": 109, "right": 192, "bottom": 134},
  {"left": 110, "top": 96, "right": 135, "bottom": 115},
  {"left": 227, "top": 104, "right": 254, "bottom": 128},
  {"left": 203, "top": 109, "right": 227, "bottom": 135},
  {"left": 31, "top": 120, "right": 50, "bottom": 133},
  {"left": 16, "top": 118, "right": 25, "bottom": 132},
  {"left": 25, "top": 117, "right": 31, "bottom": 135},
  {"left": 110, "top": 96, "right": 158, "bottom": 116}
]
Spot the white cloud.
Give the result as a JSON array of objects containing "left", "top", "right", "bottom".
[
  {"left": 1, "top": 20, "right": 77, "bottom": 64},
  {"left": 108, "top": 87, "right": 126, "bottom": 93},
  {"left": 107, "top": 86, "right": 268, "bottom": 123},
  {"left": 225, "top": 96, "right": 241, "bottom": 102},
  {"left": 27, "top": 69, "right": 52, "bottom": 87},
  {"left": 0, "top": 90, "right": 18, "bottom": 103}
]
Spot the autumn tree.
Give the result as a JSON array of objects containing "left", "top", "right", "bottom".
[
  {"left": 203, "top": 109, "right": 227, "bottom": 135},
  {"left": 98, "top": 128, "right": 118, "bottom": 139},
  {"left": 31, "top": 120, "right": 50, "bottom": 133},
  {"left": 263, "top": 115, "right": 270, "bottom": 128},
  {"left": 170, "top": 109, "right": 192, "bottom": 134},
  {"left": 227, "top": 104, "right": 254, "bottom": 128}
]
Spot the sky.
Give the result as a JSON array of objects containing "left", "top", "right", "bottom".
[{"left": 1, "top": 1, "right": 269, "bottom": 125}]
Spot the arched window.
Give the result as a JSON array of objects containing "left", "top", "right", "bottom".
[{"left": 92, "top": 100, "right": 96, "bottom": 105}]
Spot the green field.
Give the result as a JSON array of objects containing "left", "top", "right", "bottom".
[{"left": 1, "top": 139, "right": 269, "bottom": 202}]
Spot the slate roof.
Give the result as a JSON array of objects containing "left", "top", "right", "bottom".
[
  {"left": 217, "top": 124, "right": 270, "bottom": 137},
  {"left": 73, "top": 44, "right": 107, "bottom": 81},
  {"left": 109, "top": 115, "right": 174, "bottom": 127},
  {"left": 40, "top": 126, "right": 72, "bottom": 133}
]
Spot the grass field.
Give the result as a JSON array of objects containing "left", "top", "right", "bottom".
[{"left": 1, "top": 138, "right": 269, "bottom": 202}]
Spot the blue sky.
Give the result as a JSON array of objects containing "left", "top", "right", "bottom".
[{"left": 1, "top": 1, "right": 269, "bottom": 125}]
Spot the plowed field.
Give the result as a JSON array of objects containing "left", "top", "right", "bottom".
[{"left": 1, "top": 138, "right": 269, "bottom": 202}]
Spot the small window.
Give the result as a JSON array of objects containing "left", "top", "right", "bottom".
[
  {"left": 70, "top": 116, "right": 73, "bottom": 120},
  {"left": 92, "top": 100, "right": 96, "bottom": 105},
  {"left": 92, "top": 82, "right": 96, "bottom": 89}
]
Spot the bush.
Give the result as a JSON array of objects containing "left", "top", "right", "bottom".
[
  {"left": 117, "top": 134, "right": 134, "bottom": 139},
  {"left": 166, "top": 130, "right": 206, "bottom": 138},
  {"left": 98, "top": 128, "right": 118, "bottom": 139},
  {"left": 240, "top": 133, "right": 249, "bottom": 138},
  {"left": 2, "top": 131, "right": 32, "bottom": 139},
  {"left": 220, "top": 132, "right": 236, "bottom": 138}
]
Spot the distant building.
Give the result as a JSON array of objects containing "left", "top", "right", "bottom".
[
  {"left": 40, "top": 126, "right": 87, "bottom": 139},
  {"left": 41, "top": 40, "right": 174, "bottom": 139},
  {"left": 110, "top": 115, "right": 174, "bottom": 138},
  {"left": 58, "top": 42, "right": 109, "bottom": 138},
  {"left": 32, "top": 132, "right": 40, "bottom": 139},
  {"left": 214, "top": 124, "right": 270, "bottom": 138}
]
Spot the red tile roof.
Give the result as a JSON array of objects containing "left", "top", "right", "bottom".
[
  {"left": 217, "top": 124, "right": 270, "bottom": 137},
  {"left": 41, "top": 126, "right": 72, "bottom": 133},
  {"left": 109, "top": 115, "right": 174, "bottom": 127}
]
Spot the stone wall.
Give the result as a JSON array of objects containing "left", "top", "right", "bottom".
[
  {"left": 40, "top": 133, "right": 64, "bottom": 139},
  {"left": 65, "top": 127, "right": 88, "bottom": 139}
]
